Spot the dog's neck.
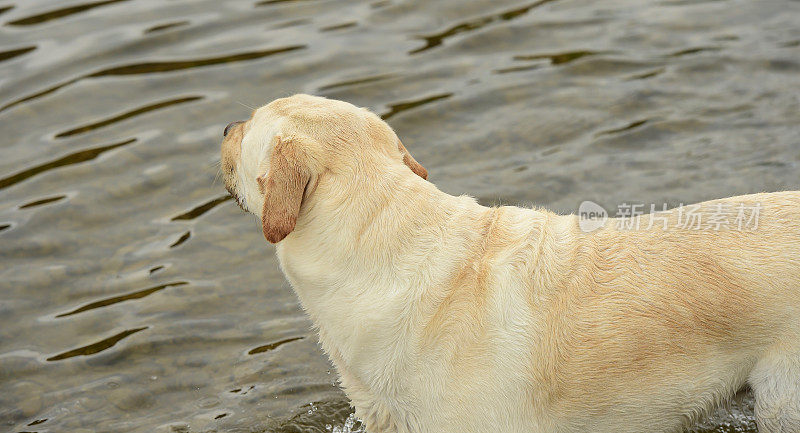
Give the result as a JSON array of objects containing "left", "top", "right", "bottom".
[{"left": 274, "top": 164, "right": 489, "bottom": 385}]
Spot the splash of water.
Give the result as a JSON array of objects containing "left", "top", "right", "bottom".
[{"left": 326, "top": 413, "right": 366, "bottom": 433}]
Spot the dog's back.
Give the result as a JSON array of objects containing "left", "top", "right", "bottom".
[{"left": 519, "top": 191, "right": 800, "bottom": 432}]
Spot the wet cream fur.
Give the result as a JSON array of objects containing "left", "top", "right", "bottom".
[{"left": 221, "top": 94, "right": 800, "bottom": 433}]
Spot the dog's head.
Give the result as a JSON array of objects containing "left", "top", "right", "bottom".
[{"left": 220, "top": 94, "right": 427, "bottom": 244}]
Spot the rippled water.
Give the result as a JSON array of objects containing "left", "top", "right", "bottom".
[{"left": 1, "top": 0, "right": 798, "bottom": 432}]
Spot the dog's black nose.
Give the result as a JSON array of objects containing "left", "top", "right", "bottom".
[{"left": 224, "top": 121, "right": 244, "bottom": 137}]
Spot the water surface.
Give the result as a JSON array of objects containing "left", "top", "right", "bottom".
[{"left": 1, "top": 0, "right": 798, "bottom": 431}]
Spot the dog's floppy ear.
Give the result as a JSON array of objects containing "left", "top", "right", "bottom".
[
  {"left": 398, "top": 139, "right": 427, "bottom": 180},
  {"left": 257, "top": 136, "right": 311, "bottom": 243}
]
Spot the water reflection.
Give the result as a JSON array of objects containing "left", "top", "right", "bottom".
[
  {"left": 55, "top": 282, "right": 189, "bottom": 318},
  {"left": 47, "top": 327, "right": 149, "bottom": 362},
  {"left": 54, "top": 96, "right": 204, "bottom": 138},
  {"left": 0, "top": 45, "right": 36, "bottom": 63},
  {"left": 409, "top": 0, "right": 558, "bottom": 54},
  {"left": 0, "top": 138, "right": 136, "bottom": 190},
  {"left": 5, "top": 0, "right": 130, "bottom": 26}
]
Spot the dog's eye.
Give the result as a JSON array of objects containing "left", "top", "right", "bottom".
[{"left": 223, "top": 120, "right": 244, "bottom": 137}]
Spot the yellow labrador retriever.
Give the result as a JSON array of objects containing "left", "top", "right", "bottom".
[{"left": 220, "top": 94, "right": 800, "bottom": 433}]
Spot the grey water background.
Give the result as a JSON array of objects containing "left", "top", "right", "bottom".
[{"left": 1, "top": 0, "right": 798, "bottom": 431}]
